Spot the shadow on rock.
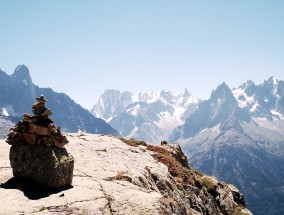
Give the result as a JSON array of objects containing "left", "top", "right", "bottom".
[{"left": 0, "top": 177, "right": 73, "bottom": 200}]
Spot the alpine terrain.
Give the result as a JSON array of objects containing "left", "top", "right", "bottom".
[
  {"left": 0, "top": 65, "right": 118, "bottom": 136},
  {"left": 0, "top": 134, "right": 252, "bottom": 215},
  {"left": 91, "top": 89, "right": 200, "bottom": 143},
  {"left": 170, "top": 77, "right": 284, "bottom": 215}
]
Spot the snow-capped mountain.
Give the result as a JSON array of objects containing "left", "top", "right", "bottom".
[
  {"left": 170, "top": 77, "right": 284, "bottom": 215},
  {"left": 232, "top": 76, "right": 284, "bottom": 119},
  {"left": 91, "top": 89, "right": 201, "bottom": 143},
  {"left": 0, "top": 65, "right": 118, "bottom": 135},
  {"left": 90, "top": 89, "right": 133, "bottom": 122}
]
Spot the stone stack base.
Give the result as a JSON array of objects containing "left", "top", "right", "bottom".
[{"left": 9, "top": 145, "right": 74, "bottom": 188}]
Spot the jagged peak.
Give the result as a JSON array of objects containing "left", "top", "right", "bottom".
[
  {"left": 104, "top": 89, "right": 121, "bottom": 94},
  {"left": 240, "top": 80, "right": 256, "bottom": 90},
  {"left": 160, "top": 90, "right": 181, "bottom": 99},
  {"left": 14, "top": 64, "right": 29, "bottom": 74},
  {"left": 210, "top": 82, "right": 232, "bottom": 99},
  {"left": 216, "top": 82, "right": 231, "bottom": 91},
  {"left": 267, "top": 76, "right": 278, "bottom": 85},
  {"left": 12, "top": 65, "right": 32, "bottom": 82},
  {"left": 183, "top": 88, "right": 191, "bottom": 97},
  {"left": 0, "top": 68, "right": 9, "bottom": 77},
  {"left": 101, "top": 89, "right": 132, "bottom": 98}
]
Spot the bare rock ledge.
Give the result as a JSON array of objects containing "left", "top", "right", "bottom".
[{"left": 0, "top": 134, "right": 252, "bottom": 215}]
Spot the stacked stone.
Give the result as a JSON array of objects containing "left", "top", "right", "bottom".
[
  {"left": 6, "top": 95, "right": 68, "bottom": 148},
  {"left": 6, "top": 95, "right": 73, "bottom": 188}
]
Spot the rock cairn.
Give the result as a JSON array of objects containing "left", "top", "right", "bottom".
[
  {"left": 6, "top": 95, "right": 68, "bottom": 148},
  {"left": 6, "top": 95, "right": 74, "bottom": 187}
]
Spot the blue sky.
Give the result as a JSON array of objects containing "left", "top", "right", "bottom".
[{"left": 0, "top": 1, "right": 283, "bottom": 109}]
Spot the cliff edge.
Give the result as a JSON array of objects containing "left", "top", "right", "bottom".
[{"left": 0, "top": 134, "right": 252, "bottom": 215}]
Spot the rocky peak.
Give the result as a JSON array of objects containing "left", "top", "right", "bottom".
[
  {"left": 210, "top": 82, "right": 234, "bottom": 101},
  {"left": 90, "top": 89, "right": 133, "bottom": 121},
  {"left": 0, "top": 68, "right": 8, "bottom": 77},
  {"left": 240, "top": 80, "right": 257, "bottom": 96},
  {"left": 267, "top": 76, "right": 278, "bottom": 85},
  {"left": 170, "top": 82, "right": 248, "bottom": 141},
  {"left": 261, "top": 76, "right": 279, "bottom": 95},
  {"left": 160, "top": 90, "right": 173, "bottom": 101},
  {"left": 208, "top": 83, "right": 239, "bottom": 122},
  {"left": 183, "top": 88, "right": 191, "bottom": 98},
  {"left": 0, "top": 69, "right": 10, "bottom": 84},
  {"left": 240, "top": 80, "right": 255, "bottom": 89},
  {"left": 12, "top": 65, "right": 33, "bottom": 85}
]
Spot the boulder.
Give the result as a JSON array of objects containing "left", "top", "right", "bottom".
[{"left": 9, "top": 145, "right": 74, "bottom": 187}]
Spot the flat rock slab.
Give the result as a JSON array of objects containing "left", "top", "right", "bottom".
[
  {"left": 0, "top": 134, "right": 166, "bottom": 215},
  {"left": 10, "top": 145, "right": 74, "bottom": 187}
]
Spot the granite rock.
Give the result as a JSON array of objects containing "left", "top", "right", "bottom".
[{"left": 9, "top": 145, "right": 74, "bottom": 187}]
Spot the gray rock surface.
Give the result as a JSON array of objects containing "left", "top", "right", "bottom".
[
  {"left": 0, "top": 134, "right": 251, "bottom": 215},
  {"left": 9, "top": 145, "right": 74, "bottom": 187}
]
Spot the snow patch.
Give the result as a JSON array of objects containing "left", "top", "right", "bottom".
[
  {"left": 232, "top": 88, "right": 257, "bottom": 110},
  {"left": 138, "top": 91, "right": 160, "bottom": 103},
  {"left": 2, "top": 108, "right": 9, "bottom": 116},
  {"left": 127, "top": 126, "right": 139, "bottom": 138},
  {"left": 156, "top": 111, "right": 182, "bottom": 131},
  {"left": 127, "top": 104, "right": 140, "bottom": 116},
  {"left": 271, "top": 77, "right": 278, "bottom": 95},
  {"left": 23, "top": 79, "right": 28, "bottom": 86},
  {"left": 1, "top": 105, "right": 15, "bottom": 116},
  {"left": 272, "top": 77, "right": 278, "bottom": 85},
  {"left": 132, "top": 95, "right": 139, "bottom": 103},
  {"left": 250, "top": 103, "right": 259, "bottom": 112},
  {"left": 213, "top": 124, "right": 221, "bottom": 132},
  {"left": 255, "top": 117, "right": 267, "bottom": 121},
  {"left": 200, "top": 128, "right": 208, "bottom": 133},
  {"left": 77, "top": 128, "right": 86, "bottom": 134},
  {"left": 271, "top": 110, "right": 284, "bottom": 120}
]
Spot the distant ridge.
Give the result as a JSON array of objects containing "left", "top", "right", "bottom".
[
  {"left": 0, "top": 65, "right": 118, "bottom": 136},
  {"left": 90, "top": 89, "right": 201, "bottom": 143},
  {"left": 170, "top": 78, "right": 284, "bottom": 215}
]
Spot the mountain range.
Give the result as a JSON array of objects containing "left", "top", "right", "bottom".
[
  {"left": 91, "top": 77, "right": 284, "bottom": 215},
  {"left": 1, "top": 65, "right": 283, "bottom": 214},
  {"left": 0, "top": 65, "right": 118, "bottom": 138},
  {"left": 169, "top": 77, "right": 284, "bottom": 215},
  {"left": 91, "top": 89, "right": 200, "bottom": 143}
]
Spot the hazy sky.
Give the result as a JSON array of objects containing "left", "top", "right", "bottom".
[{"left": 1, "top": 1, "right": 283, "bottom": 109}]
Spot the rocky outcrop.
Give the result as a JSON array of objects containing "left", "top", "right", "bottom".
[
  {"left": 10, "top": 145, "right": 74, "bottom": 187},
  {"left": 0, "top": 134, "right": 252, "bottom": 214}
]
